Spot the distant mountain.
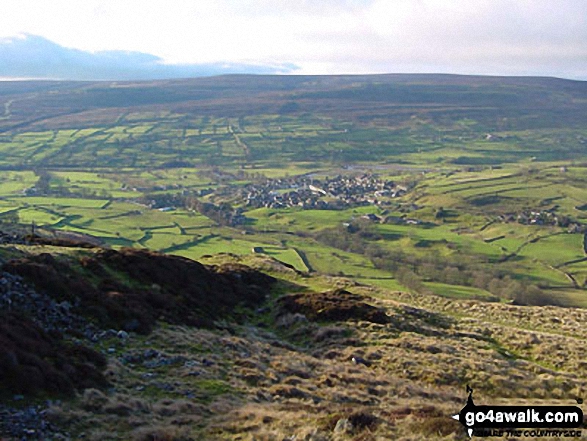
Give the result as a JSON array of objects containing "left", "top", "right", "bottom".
[{"left": 0, "top": 34, "right": 297, "bottom": 80}]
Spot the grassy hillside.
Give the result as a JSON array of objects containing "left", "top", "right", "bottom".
[
  {"left": 0, "top": 244, "right": 586, "bottom": 440},
  {"left": 0, "top": 75, "right": 586, "bottom": 169}
]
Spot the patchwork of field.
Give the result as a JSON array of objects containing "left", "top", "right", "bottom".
[
  {"left": 419, "top": 166, "right": 587, "bottom": 220},
  {"left": 1, "top": 75, "right": 587, "bottom": 307},
  {"left": 1, "top": 158, "right": 586, "bottom": 308},
  {"left": 2, "top": 112, "right": 587, "bottom": 170}
]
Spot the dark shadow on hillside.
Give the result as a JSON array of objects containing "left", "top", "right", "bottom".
[
  {"left": 0, "top": 312, "right": 108, "bottom": 397},
  {"left": 3, "top": 248, "right": 276, "bottom": 334}
]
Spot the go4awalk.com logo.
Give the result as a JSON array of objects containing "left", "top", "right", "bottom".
[{"left": 452, "top": 386, "right": 584, "bottom": 438}]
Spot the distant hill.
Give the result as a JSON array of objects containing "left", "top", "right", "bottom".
[
  {"left": 0, "top": 34, "right": 296, "bottom": 81},
  {"left": 0, "top": 73, "right": 586, "bottom": 167},
  {"left": 1, "top": 73, "right": 586, "bottom": 128}
]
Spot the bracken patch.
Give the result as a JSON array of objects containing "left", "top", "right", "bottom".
[
  {"left": 0, "top": 312, "right": 108, "bottom": 397},
  {"left": 276, "top": 289, "right": 388, "bottom": 324},
  {"left": 4, "top": 248, "right": 275, "bottom": 334}
]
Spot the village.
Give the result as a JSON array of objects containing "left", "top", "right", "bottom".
[
  {"left": 498, "top": 209, "right": 586, "bottom": 233},
  {"left": 238, "top": 174, "right": 407, "bottom": 209}
]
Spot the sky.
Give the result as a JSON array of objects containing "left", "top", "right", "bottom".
[{"left": 0, "top": 0, "right": 586, "bottom": 80}]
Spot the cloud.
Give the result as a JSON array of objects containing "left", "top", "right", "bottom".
[
  {"left": 286, "top": 0, "right": 587, "bottom": 77},
  {"left": 0, "top": 34, "right": 296, "bottom": 80},
  {"left": 0, "top": 0, "right": 585, "bottom": 79}
]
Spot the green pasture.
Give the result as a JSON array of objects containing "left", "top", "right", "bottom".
[
  {"left": 560, "top": 261, "right": 587, "bottom": 287},
  {"left": 141, "top": 231, "right": 198, "bottom": 252},
  {"left": 288, "top": 237, "right": 391, "bottom": 278},
  {"left": 424, "top": 282, "right": 497, "bottom": 300},
  {"left": 172, "top": 236, "right": 254, "bottom": 259},
  {"left": 123, "top": 169, "right": 215, "bottom": 189},
  {"left": 376, "top": 223, "right": 504, "bottom": 260},
  {"left": 243, "top": 245, "right": 309, "bottom": 272},
  {"left": 247, "top": 206, "right": 381, "bottom": 233},
  {"left": 415, "top": 163, "right": 587, "bottom": 218},
  {"left": 17, "top": 207, "right": 65, "bottom": 225},
  {"left": 478, "top": 224, "right": 548, "bottom": 251},
  {"left": 0, "top": 206, "right": 18, "bottom": 215},
  {"left": 168, "top": 212, "right": 214, "bottom": 229},
  {"left": 0, "top": 94, "right": 585, "bottom": 309},
  {"left": 517, "top": 233, "right": 585, "bottom": 266},
  {"left": 354, "top": 277, "right": 404, "bottom": 291},
  {"left": 505, "top": 260, "right": 570, "bottom": 286},
  {"left": 4, "top": 200, "right": 204, "bottom": 246},
  {"left": 51, "top": 171, "right": 123, "bottom": 195},
  {"left": 542, "top": 288, "right": 587, "bottom": 308},
  {"left": 9, "top": 196, "right": 109, "bottom": 209},
  {"left": 72, "top": 128, "right": 102, "bottom": 137},
  {"left": 125, "top": 125, "right": 153, "bottom": 135},
  {"left": 168, "top": 232, "right": 310, "bottom": 272},
  {"left": 1, "top": 109, "right": 586, "bottom": 172},
  {"left": 0, "top": 171, "right": 36, "bottom": 195}
]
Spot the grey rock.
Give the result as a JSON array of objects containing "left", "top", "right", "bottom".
[
  {"left": 333, "top": 418, "right": 353, "bottom": 434},
  {"left": 351, "top": 356, "right": 371, "bottom": 367}
]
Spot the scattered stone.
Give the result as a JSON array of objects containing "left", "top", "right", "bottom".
[
  {"left": 154, "top": 382, "right": 176, "bottom": 392},
  {"left": 144, "top": 349, "right": 160, "bottom": 359},
  {"left": 0, "top": 403, "right": 69, "bottom": 440},
  {"left": 528, "top": 333, "right": 541, "bottom": 344},
  {"left": 333, "top": 418, "right": 353, "bottom": 434},
  {"left": 351, "top": 356, "right": 372, "bottom": 367},
  {"left": 276, "top": 312, "right": 308, "bottom": 328},
  {"left": 0, "top": 271, "right": 99, "bottom": 339}
]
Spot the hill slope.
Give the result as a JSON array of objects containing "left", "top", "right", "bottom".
[
  {"left": 0, "top": 239, "right": 585, "bottom": 440},
  {"left": 0, "top": 74, "right": 586, "bottom": 168}
]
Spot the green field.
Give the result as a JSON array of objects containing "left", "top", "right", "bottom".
[
  {"left": 1, "top": 75, "right": 587, "bottom": 306},
  {"left": 2, "top": 159, "right": 586, "bottom": 307}
]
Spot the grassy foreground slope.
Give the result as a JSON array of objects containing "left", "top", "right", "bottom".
[{"left": 0, "top": 243, "right": 586, "bottom": 440}]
